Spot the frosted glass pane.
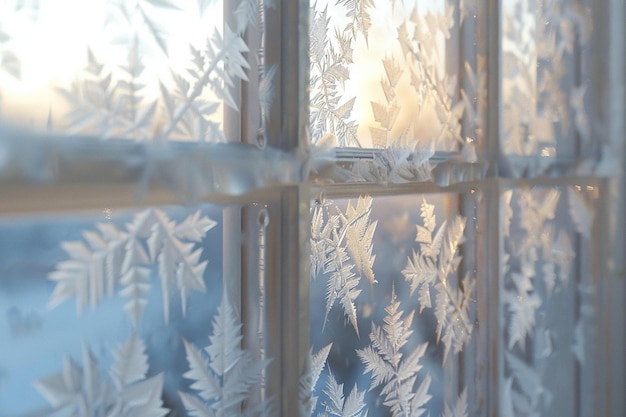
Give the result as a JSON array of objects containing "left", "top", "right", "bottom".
[
  {"left": 499, "top": 184, "right": 599, "bottom": 417},
  {"left": 309, "top": 191, "right": 481, "bottom": 416},
  {"left": 309, "top": 0, "right": 484, "bottom": 153},
  {"left": 0, "top": 204, "right": 270, "bottom": 416},
  {"left": 501, "top": 0, "right": 596, "bottom": 175},
  {"left": 0, "top": 1, "right": 271, "bottom": 143}
]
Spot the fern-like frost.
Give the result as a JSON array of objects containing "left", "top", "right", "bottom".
[
  {"left": 357, "top": 286, "right": 432, "bottom": 417},
  {"left": 402, "top": 199, "right": 474, "bottom": 362},
  {"left": 310, "top": 196, "right": 377, "bottom": 335},
  {"left": 179, "top": 295, "right": 271, "bottom": 417},
  {"left": 35, "top": 336, "right": 168, "bottom": 417},
  {"left": 49, "top": 208, "right": 217, "bottom": 325}
]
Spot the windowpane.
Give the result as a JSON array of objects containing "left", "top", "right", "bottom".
[
  {"left": 309, "top": 190, "right": 480, "bottom": 416},
  {"left": 309, "top": 0, "right": 484, "bottom": 153},
  {"left": 499, "top": 182, "right": 600, "bottom": 416},
  {"left": 0, "top": 1, "right": 272, "bottom": 143},
  {"left": 502, "top": 0, "right": 596, "bottom": 175},
  {"left": 0, "top": 203, "right": 272, "bottom": 416}
]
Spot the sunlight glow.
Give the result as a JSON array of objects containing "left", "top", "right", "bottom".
[{"left": 0, "top": 0, "right": 223, "bottom": 130}]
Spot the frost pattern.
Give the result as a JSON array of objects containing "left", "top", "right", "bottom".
[
  {"left": 502, "top": 189, "right": 570, "bottom": 350},
  {"left": 59, "top": 43, "right": 159, "bottom": 139},
  {"left": 502, "top": 187, "right": 592, "bottom": 416},
  {"left": 48, "top": 208, "right": 217, "bottom": 324},
  {"left": 357, "top": 286, "right": 432, "bottom": 417},
  {"left": 442, "top": 388, "right": 468, "bottom": 417},
  {"left": 317, "top": 371, "right": 367, "bottom": 417},
  {"left": 310, "top": 195, "right": 377, "bottom": 335},
  {"left": 502, "top": 0, "right": 592, "bottom": 159},
  {"left": 0, "top": 1, "right": 273, "bottom": 141},
  {"left": 310, "top": 0, "right": 480, "bottom": 150},
  {"left": 179, "top": 295, "right": 271, "bottom": 417},
  {"left": 305, "top": 343, "right": 368, "bottom": 417},
  {"left": 402, "top": 199, "right": 474, "bottom": 363},
  {"left": 309, "top": 194, "right": 478, "bottom": 416},
  {"left": 300, "top": 344, "right": 333, "bottom": 414},
  {"left": 35, "top": 334, "right": 168, "bottom": 417}
]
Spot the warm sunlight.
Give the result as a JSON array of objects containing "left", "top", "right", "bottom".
[{"left": 0, "top": 0, "right": 223, "bottom": 131}]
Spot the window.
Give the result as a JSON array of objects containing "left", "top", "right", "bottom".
[{"left": 0, "top": 1, "right": 624, "bottom": 416}]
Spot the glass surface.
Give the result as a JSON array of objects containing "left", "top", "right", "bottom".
[
  {"left": 499, "top": 183, "right": 599, "bottom": 417},
  {"left": 502, "top": 0, "right": 595, "bottom": 174},
  {"left": 0, "top": 204, "right": 270, "bottom": 417},
  {"left": 309, "top": 191, "right": 480, "bottom": 416},
  {"left": 309, "top": 0, "right": 484, "bottom": 152},
  {"left": 0, "top": 1, "right": 272, "bottom": 143},
  {"left": 0, "top": 1, "right": 621, "bottom": 416}
]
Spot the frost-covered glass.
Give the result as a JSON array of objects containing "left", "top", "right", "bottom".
[
  {"left": 309, "top": 0, "right": 484, "bottom": 153},
  {"left": 309, "top": 191, "right": 481, "bottom": 416},
  {"left": 0, "top": 1, "right": 274, "bottom": 143},
  {"left": 499, "top": 183, "right": 600, "bottom": 417},
  {"left": 501, "top": 0, "right": 599, "bottom": 176},
  {"left": 0, "top": 204, "right": 274, "bottom": 417}
]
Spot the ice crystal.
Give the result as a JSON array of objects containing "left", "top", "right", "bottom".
[
  {"left": 154, "top": 23, "right": 251, "bottom": 141},
  {"left": 395, "top": 4, "right": 466, "bottom": 149},
  {"left": 442, "top": 388, "right": 468, "bottom": 417},
  {"left": 505, "top": 351, "right": 551, "bottom": 416},
  {"left": 49, "top": 208, "right": 217, "bottom": 324},
  {"left": 338, "top": 0, "right": 373, "bottom": 41},
  {"left": 502, "top": 0, "right": 592, "bottom": 159},
  {"left": 318, "top": 371, "right": 367, "bottom": 417},
  {"left": 300, "top": 344, "right": 333, "bottom": 414},
  {"left": 357, "top": 286, "right": 432, "bottom": 417},
  {"left": 39, "top": 0, "right": 269, "bottom": 141},
  {"left": 35, "top": 335, "right": 168, "bottom": 417},
  {"left": 59, "top": 42, "right": 158, "bottom": 139},
  {"left": 179, "top": 295, "right": 271, "bottom": 417},
  {"left": 501, "top": 187, "right": 586, "bottom": 416},
  {"left": 309, "top": 5, "right": 359, "bottom": 146},
  {"left": 308, "top": 0, "right": 478, "bottom": 150},
  {"left": 402, "top": 199, "right": 474, "bottom": 362},
  {"left": 503, "top": 189, "right": 566, "bottom": 349},
  {"left": 310, "top": 196, "right": 377, "bottom": 335}
]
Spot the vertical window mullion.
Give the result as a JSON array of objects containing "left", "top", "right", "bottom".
[{"left": 486, "top": 0, "right": 502, "bottom": 177}]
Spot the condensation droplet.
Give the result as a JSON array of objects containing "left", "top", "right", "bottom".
[
  {"left": 256, "top": 131, "right": 267, "bottom": 149},
  {"left": 257, "top": 207, "right": 270, "bottom": 227},
  {"left": 314, "top": 191, "right": 326, "bottom": 206}
]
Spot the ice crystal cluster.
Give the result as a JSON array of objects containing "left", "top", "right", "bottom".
[
  {"left": 311, "top": 195, "right": 377, "bottom": 335},
  {"left": 310, "top": 194, "right": 473, "bottom": 416},
  {"left": 39, "top": 205, "right": 272, "bottom": 416},
  {"left": 0, "top": 0, "right": 275, "bottom": 141},
  {"left": 501, "top": 187, "right": 593, "bottom": 416},
  {"left": 310, "top": 0, "right": 483, "bottom": 151},
  {"left": 402, "top": 200, "right": 474, "bottom": 363},
  {"left": 502, "top": 0, "right": 592, "bottom": 159},
  {"left": 49, "top": 208, "right": 217, "bottom": 325}
]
